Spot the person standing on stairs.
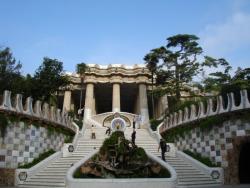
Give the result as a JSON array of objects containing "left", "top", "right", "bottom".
[
  {"left": 133, "top": 116, "right": 136, "bottom": 129},
  {"left": 91, "top": 125, "right": 96, "bottom": 139},
  {"left": 131, "top": 129, "right": 136, "bottom": 145},
  {"left": 158, "top": 138, "right": 166, "bottom": 161}
]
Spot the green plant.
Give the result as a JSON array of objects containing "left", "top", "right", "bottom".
[
  {"left": 47, "top": 126, "right": 55, "bottom": 137},
  {"left": 183, "top": 150, "right": 219, "bottom": 167},
  {"left": 64, "top": 135, "right": 74, "bottom": 143},
  {"left": 100, "top": 131, "right": 124, "bottom": 154},
  {"left": 0, "top": 114, "right": 8, "bottom": 138},
  {"left": 150, "top": 119, "right": 163, "bottom": 131},
  {"left": 68, "top": 110, "right": 75, "bottom": 118},
  {"left": 74, "top": 119, "right": 83, "bottom": 129},
  {"left": 18, "top": 149, "right": 55, "bottom": 168}
]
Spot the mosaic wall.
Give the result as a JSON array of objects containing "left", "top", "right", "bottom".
[
  {"left": 175, "top": 119, "right": 250, "bottom": 167},
  {"left": 0, "top": 121, "right": 65, "bottom": 168}
]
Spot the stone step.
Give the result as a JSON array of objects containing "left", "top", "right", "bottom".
[
  {"left": 19, "top": 181, "right": 65, "bottom": 187},
  {"left": 26, "top": 178, "right": 65, "bottom": 183},
  {"left": 178, "top": 177, "right": 214, "bottom": 181},
  {"left": 177, "top": 180, "right": 220, "bottom": 185},
  {"left": 33, "top": 175, "right": 66, "bottom": 179}
]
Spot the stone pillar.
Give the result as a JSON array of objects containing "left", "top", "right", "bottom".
[
  {"left": 139, "top": 84, "right": 149, "bottom": 128},
  {"left": 63, "top": 90, "right": 71, "bottom": 112},
  {"left": 84, "top": 83, "right": 94, "bottom": 121},
  {"left": 92, "top": 96, "right": 96, "bottom": 115},
  {"left": 112, "top": 83, "right": 120, "bottom": 112}
]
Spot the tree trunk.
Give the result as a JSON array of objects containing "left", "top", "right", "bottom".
[
  {"left": 79, "top": 77, "right": 83, "bottom": 109},
  {"left": 151, "top": 72, "right": 155, "bottom": 119},
  {"left": 175, "top": 65, "right": 181, "bottom": 100}
]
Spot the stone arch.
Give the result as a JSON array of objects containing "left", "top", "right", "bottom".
[
  {"left": 239, "top": 142, "right": 250, "bottom": 183},
  {"left": 225, "top": 136, "right": 250, "bottom": 184}
]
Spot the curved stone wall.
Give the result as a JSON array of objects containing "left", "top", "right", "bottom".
[
  {"left": 172, "top": 117, "right": 250, "bottom": 184},
  {"left": 0, "top": 121, "right": 66, "bottom": 168},
  {"left": 0, "top": 90, "right": 75, "bottom": 133},
  {"left": 159, "top": 90, "right": 250, "bottom": 133}
]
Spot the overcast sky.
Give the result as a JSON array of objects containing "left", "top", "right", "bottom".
[{"left": 0, "top": 0, "right": 249, "bottom": 75}]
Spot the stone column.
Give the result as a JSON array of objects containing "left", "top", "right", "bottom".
[
  {"left": 92, "top": 96, "right": 96, "bottom": 115},
  {"left": 63, "top": 90, "right": 71, "bottom": 112},
  {"left": 139, "top": 83, "right": 149, "bottom": 128},
  {"left": 83, "top": 83, "right": 94, "bottom": 121},
  {"left": 112, "top": 83, "right": 120, "bottom": 112}
]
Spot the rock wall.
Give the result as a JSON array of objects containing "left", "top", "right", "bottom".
[{"left": 0, "top": 168, "right": 15, "bottom": 186}]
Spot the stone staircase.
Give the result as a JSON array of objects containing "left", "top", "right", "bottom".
[
  {"left": 124, "top": 128, "right": 221, "bottom": 188},
  {"left": 18, "top": 127, "right": 107, "bottom": 188},
  {"left": 18, "top": 127, "right": 221, "bottom": 188}
]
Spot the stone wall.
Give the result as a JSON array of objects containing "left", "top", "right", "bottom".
[
  {"left": 174, "top": 118, "right": 250, "bottom": 184},
  {"left": 0, "top": 121, "right": 65, "bottom": 168},
  {"left": 0, "top": 168, "right": 15, "bottom": 186}
]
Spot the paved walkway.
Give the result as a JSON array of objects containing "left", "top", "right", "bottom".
[
  {"left": 2, "top": 185, "right": 250, "bottom": 188},
  {"left": 199, "top": 185, "right": 250, "bottom": 188}
]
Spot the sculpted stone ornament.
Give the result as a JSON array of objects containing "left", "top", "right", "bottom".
[
  {"left": 211, "top": 170, "right": 220, "bottom": 179},
  {"left": 18, "top": 171, "right": 27, "bottom": 181},
  {"left": 111, "top": 117, "right": 126, "bottom": 132},
  {"left": 68, "top": 145, "right": 74, "bottom": 153}
]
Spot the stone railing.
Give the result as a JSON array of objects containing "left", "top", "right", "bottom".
[
  {"left": 0, "top": 90, "right": 76, "bottom": 133},
  {"left": 158, "top": 89, "right": 250, "bottom": 134}
]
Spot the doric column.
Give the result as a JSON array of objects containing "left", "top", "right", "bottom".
[
  {"left": 84, "top": 83, "right": 94, "bottom": 121},
  {"left": 112, "top": 83, "right": 120, "bottom": 112},
  {"left": 139, "top": 83, "right": 149, "bottom": 128},
  {"left": 63, "top": 90, "right": 71, "bottom": 112}
]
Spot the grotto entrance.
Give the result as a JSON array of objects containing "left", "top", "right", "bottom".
[{"left": 239, "top": 142, "right": 250, "bottom": 183}]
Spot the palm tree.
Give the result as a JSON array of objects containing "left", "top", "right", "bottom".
[{"left": 76, "top": 63, "right": 88, "bottom": 112}]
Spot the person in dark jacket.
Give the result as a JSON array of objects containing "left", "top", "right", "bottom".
[
  {"left": 158, "top": 138, "right": 167, "bottom": 161},
  {"left": 131, "top": 129, "right": 136, "bottom": 145}
]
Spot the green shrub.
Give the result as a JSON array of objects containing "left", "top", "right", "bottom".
[
  {"left": 0, "top": 114, "right": 8, "bottom": 138},
  {"left": 18, "top": 149, "right": 55, "bottom": 168},
  {"left": 183, "top": 150, "right": 219, "bottom": 167},
  {"left": 64, "top": 135, "right": 74, "bottom": 143},
  {"left": 150, "top": 119, "right": 163, "bottom": 131},
  {"left": 100, "top": 131, "right": 124, "bottom": 154},
  {"left": 74, "top": 119, "right": 83, "bottom": 129}
]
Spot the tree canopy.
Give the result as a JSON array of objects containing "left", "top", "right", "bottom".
[
  {"left": 144, "top": 34, "right": 203, "bottom": 99},
  {"left": 32, "top": 57, "right": 69, "bottom": 102},
  {"left": 0, "top": 47, "right": 22, "bottom": 93}
]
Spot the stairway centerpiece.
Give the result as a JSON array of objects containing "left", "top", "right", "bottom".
[{"left": 74, "top": 131, "right": 170, "bottom": 178}]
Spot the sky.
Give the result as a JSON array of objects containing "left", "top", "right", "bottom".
[{"left": 0, "top": 0, "right": 250, "bottom": 75}]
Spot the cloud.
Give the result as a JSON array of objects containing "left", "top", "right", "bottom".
[{"left": 200, "top": 11, "right": 250, "bottom": 57}]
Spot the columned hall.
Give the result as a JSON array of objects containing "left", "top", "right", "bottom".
[{"left": 60, "top": 64, "right": 165, "bottom": 129}]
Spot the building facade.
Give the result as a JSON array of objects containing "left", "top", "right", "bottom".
[{"left": 61, "top": 64, "right": 167, "bottom": 128}]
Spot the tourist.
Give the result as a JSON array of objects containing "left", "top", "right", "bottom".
[
  {"left": 91, "top": 125, "right": 96, "bottom": 139},
  {"left": 105, "top": 127, "right": 111, "bottom": 136},
  {"left": 77, "top": 107, "right": 84, "bottom": 119},
  {"left": 131, "top": 129, "right": 136, "bottom": 145},
  {"left": 158, "top": 138, "right": 167, "bottom": 161},
  {"left": 133, "top": 116, "right": 136, "bottom": 129}
]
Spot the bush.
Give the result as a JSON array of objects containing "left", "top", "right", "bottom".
[
  {"left": 0, "top": 114, "right": 8, "bottom": 138},
  {"left": 18, "top": 149, "right": 55, "bottom": 168},
  {"left": 150, "top": 119, "right": 163, "bottom": 131},
  {"left": 100, "top": 131, "right": 125, "bottom": 154},
  {"left": 74, "top": 119, "right": 83, "bottom": 129},
  {"left": 183, "top": 150, "right": 219, "bottom": 167}
]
